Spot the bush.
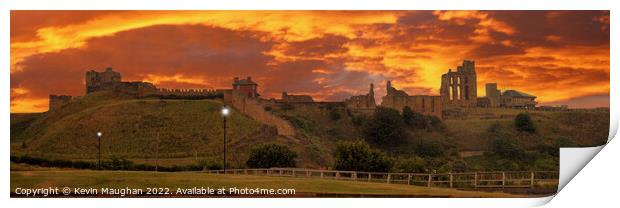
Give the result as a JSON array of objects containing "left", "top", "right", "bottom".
[
  {"left": 351, "top": 114, "right": 368, "bottom": 126},
  {"left": 333, "top": 140, "right": 393, "bottom": 172},
  {"left": 515, "top": 113, "right": 536, "bottom": 133},
  {"left": 402, "top": 107, "right": 429, "bottom": 129},
  {"left": 246, "top": 144, "right": 297, "bottom": 168},
  {"left": 427, "top": 115, "right": 446, "bottom": 132},
  {"left": 490, "top": 135, "right": 524, "bottom": 159},
  {"left": 534, "top": 155, "right": 558, "bottom": 171},
  {"left": 329, "top": 108, "right": 342, "bottom": 121},
  {"left": 487, "top": 122, "right": 502, "bottom": 133},
  {"left": 394, "top": 156, "right": 426, "bottom": 173},
  {"left": 363, "top": 107, "right": 407, "bottom": 145},
  {"left": 402, "top": 106, "right": 415, "bottom": 126},
  {"left": 279, "top": 103, "right": 294, "bottom": 111},
  {"left": 414, "top": 139, "right": 446, "bottom": 158},
  {"left": 198, "top": 159, "right": 222, "bottom": 170}
]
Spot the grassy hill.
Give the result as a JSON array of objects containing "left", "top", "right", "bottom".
[
  {"left": 10, "top": 92, "right": 282, "bottom": 168},
  {"left": 444, "top": 108, "right": 609, "bottom": 151},
  {"left": 11, "top": 91, "right": 609, "bottom": 171}
]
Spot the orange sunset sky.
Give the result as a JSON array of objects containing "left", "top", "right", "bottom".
[{"left": 10, "top": 11, "right": 610, "bottom": 113}]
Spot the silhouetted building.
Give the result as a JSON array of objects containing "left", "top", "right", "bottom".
[
  {"left": 232, "top": 76, "right": 258, "bottom": 98},
  {"left": 440, "top": 60, "right": 477, "bottom": 108}
]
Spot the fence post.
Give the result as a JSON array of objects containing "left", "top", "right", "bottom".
[
  {"left": 353, "top": 172, "right": 357, "bottom": 181},
  {"left": 387, "top": 173, "right": 391, "bottom": 184},
  {"left": 530, "top": 172, "right": 535, "bottom": 189},
  {"left": 292, "top": 170, "right": 296, "bottom": 177},
  {"left": 368, "top": 173, "right": 372, "bottom": 182},
  {"left": 474, "top": 172, "right": 478, "bottom": 188},
  {"left": 502, "top": 172, "right": 506, "bottom": 188},
  {"left": 449, "top": 173, "right": 453, "bottom": 188},
  {"left": 320, "top": 171, "right": 324, "bottom": 178},
  {"left": 407, "top": 174, "right": 412, "bottom": 185},
  {"left": 427, "top": 174, "right": 432, "bottom": 187},
  {"left": 336, "top": 172, "right": 340, "bottom": 179}
]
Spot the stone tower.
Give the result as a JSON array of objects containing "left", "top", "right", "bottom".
[
  {"left": 440, "top": 60, "right": 478, "bottom": 108},
  {"left": 485, "top": 83, "right": 501, "bottom": 107},
  {"left": 85, "top": 67, "right": 122, "bottom": 94},
  {"left": 368, "top": 83, "right": 376, "bottom": 107}
]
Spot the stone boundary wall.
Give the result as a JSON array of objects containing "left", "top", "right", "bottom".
[
  {"left": 228, "top": 91, "right": 296, "bottom": 136},
  {"left": 48, "top": 94, "right": 73, "bottom": 111},
  {"left": 156, "top": 88, "right": 221, "bottom": 97}
]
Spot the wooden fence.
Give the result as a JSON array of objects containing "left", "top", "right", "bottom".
[{"left": 204, "top": 168, "right": 558, "bottom": 189}]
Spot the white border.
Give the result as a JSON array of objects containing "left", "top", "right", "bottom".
[{"left": 2, "top": 1, "right": 618, "bottom": 208}]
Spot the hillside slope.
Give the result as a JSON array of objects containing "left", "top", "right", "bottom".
[
  {"left": 11, "top": 92, "right": 609, "bottom": 171},
  {"left": 10, "top": 92, "right": 287, "bottom": 167}
]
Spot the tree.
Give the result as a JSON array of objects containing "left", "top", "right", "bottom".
[
  {"left": 394, "top": 156, "right": 426, "bottom": 173},
  {"left": 514, "top": 113, "right": 536, "bottom": 133},
  {"left": 329, "top": 108, "right": 342, "bottom": 121},
  {"left": 402, "top": 106, "right": 429, "bottom": 129},
  {"left": 490, "top": 135, "right": 524, "bottom": 159},
  {"left": 414, "top": 139, "right": 446, "bottom": 158},
  {"left": 427, "top": 115, "right": 446, "bottom": 132},
  {"left": 334, "top": 140, "right": 393, "bottom": 172},
  {"left": 402, "top": 106, "right": 415, "bottom": 125},
  {"left": 246, "top": 144, "right": 297, "bottom": 168},
  {"left": 363, "top": 107, "right": 407, "bottom": 145}
]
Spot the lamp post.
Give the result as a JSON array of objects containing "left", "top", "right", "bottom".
[
  {"left": 96, "top": 131, "right": 102, "bottom": 170},
  {"left": 221, "top": 105, "right": 230, "bottom": 174}
]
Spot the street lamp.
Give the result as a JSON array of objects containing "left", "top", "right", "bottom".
[
  {"left": 96, "top": 131, "right": 102, "bottom": 170},
  {"left": 221, "top": 105, "right": 230, "bottom": 174}
]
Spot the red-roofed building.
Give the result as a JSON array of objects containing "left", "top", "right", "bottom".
[{"left": 232, "top": 76, "right": 258, "bottom": 98}]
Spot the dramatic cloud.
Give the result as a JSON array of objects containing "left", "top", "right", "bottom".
[{"left": 10, "top": 11, "right": 609, "bottom": 112}]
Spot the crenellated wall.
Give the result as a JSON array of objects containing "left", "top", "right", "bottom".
[{"left": 154, "top": 88, "right": 224, "bottom": 99}]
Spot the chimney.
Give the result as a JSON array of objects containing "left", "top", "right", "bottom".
[
  {"left": 247, "top": 76, "right": 252, "bottom": 82},
  {"left": 234, "top": 77, "right": 239, "bottom": 83}
]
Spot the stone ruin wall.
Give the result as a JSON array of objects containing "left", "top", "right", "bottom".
[
  {"left": 154, "top": 88, "right": 223, "bottom": 98},
  {"left": 227, "top": 90, "right": 296, "bottom": 137},
  {"left": 48, "top": 94, "right": 73, "bottom": 111},
  {"left": 381, "top": 95, "right": 443, "bottom": 118}
]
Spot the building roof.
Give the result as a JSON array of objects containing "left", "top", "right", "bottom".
[
  {"left": 233, "top": 77, "right": 257, "bottom": 85},
  {"left": 503, "top": 90, "right": 536, "bottom": 98}
]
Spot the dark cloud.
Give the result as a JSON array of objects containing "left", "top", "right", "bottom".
[
  {"left": 284, "top": 34, "right": 349, "bottom": 57},
  {"left": 10, "top": 11, "right": 610, "bottom": 111},
  {"left": 11, "top": 24, "right": 275, "bottom": 99},
  {"left": 468, "top": 43, "right": 526, "bottom": 58},
  {"left": 488, "top": 11, "right": 610, "bottom": 47}
]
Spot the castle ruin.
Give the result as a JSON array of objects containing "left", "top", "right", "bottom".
[
  {"left": 440, "top": 60, "right": 478, "bottom": 108},
  {"left": 344, "top": 83, "right": 376, "bottom": 114},
  {"left": 49, "top": 67, "right": 224, "bottom": 111},
  {"left": 380, "top": 81, "right": 442, "bottom": 118},
  {"left": 281, "top": 92, "right": 314, "bottom": 103},
  {"left": 48, "top": 60, "right": 538, "bottom": 118}
]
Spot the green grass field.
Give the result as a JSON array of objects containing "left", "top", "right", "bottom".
[{"left": 10, "top": 168, "right": 520, "bottom": 198}]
